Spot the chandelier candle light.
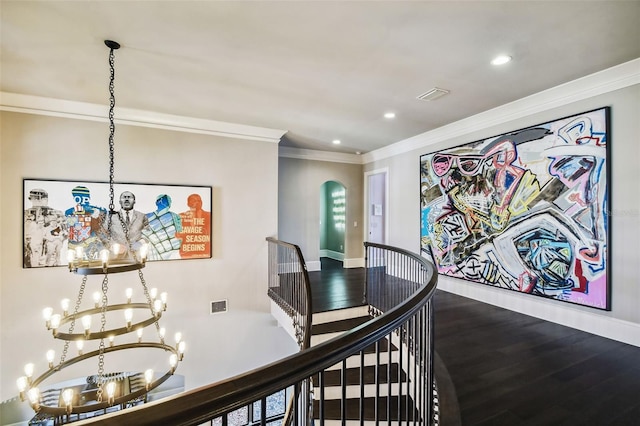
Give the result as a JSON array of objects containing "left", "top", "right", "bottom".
[{"left": 16, "top": 40, "right": 185, "bottom": 423}]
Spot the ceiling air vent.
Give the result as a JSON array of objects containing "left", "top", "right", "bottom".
[
  {"left": 210, "top": 300, "right": 228, "bottom": 314},
  {"left": 417, "top": 87, "right": 450, "bottom": 101}
]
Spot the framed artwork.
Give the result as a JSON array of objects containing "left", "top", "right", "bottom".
[
  {"left": 420, "top": 107, "right": 610, "bottom": 310},
  {"left": 23, "top": 179, "right": 212, "bottom": 268}
]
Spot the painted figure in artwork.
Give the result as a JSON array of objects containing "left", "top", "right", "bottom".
[
  {"left": 103, "top": 191, "right": 149, "bottom": 260},
  {"left": 544, "top": 115, "right": 607, "bottom": 270},
  {"left": 428, "top": 138, "right": 542, "bottom": 267},
  {"left": 24, "top": 188, "right": 66, "bottom": 267},
  {"left": 143, "top": 194, "right": 183, "bottom": 260},
  {"left": 104, "top": 191, "right": 150, "bottom": 259},
  {"left": 64, "top": 185, "right": 106, "bottom": 262},
  {"left": 176, "top": 193, "right": 211, "bottom": 259}
]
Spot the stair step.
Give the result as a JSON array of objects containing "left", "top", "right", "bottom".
[
  {"left": 313, "top": 363, "right": 405, "bottom": 387},
  {"left": 324, "top": 351, "right": 400, "bottom": 371},
  {"left": 307, "top": 307, "right": 422, "bottom": 423},
  {"left": 311, "top": 336, "right": 397, "bottom": 355},
  {"left": 313, "top": 421, "right": 400, "bottom": 426},
  {"left": 312, "top": 331, "right": 400, "bottom": 350},
  {"left": 314, "top": 382, "right": 413, "bottom": 400},
  {"left": 313, "top": 396, "right": 419, "bottom": 421},
  {"left": 311, "top": 316, "right": 397, "bottom": 355},
  {"left": 311, "top": 307, "right": 398, "bottom": 371},
  {"left": 313, "top": 306, "right": 369, "bottom": 325},
  {"left": 311, "top": 331, "right": 344, "bottom": 345},
  {"left": 312, "top": 316, "right": 371, "bottom": 335}
]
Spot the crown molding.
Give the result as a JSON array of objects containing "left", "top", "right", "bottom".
[
  {"left": 363, "top": 57, "right": 640, "bottom": 164},
  {"left": 279, "top": 146, "right": 363, "bottom": 165},
  {"left": 0, "top": 92, "right": 287, "bottom": 143}
]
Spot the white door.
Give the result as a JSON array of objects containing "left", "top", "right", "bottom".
[{"left": 367, "top": 171, "right": 387, "bottom": 244}]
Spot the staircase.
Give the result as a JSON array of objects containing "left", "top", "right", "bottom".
[{"left": 310, "top": 306, "right": 421, "bottom": 425}]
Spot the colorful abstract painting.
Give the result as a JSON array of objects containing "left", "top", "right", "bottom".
[{"left": 420, "top": 107, "right": 610, "bottom": 310}]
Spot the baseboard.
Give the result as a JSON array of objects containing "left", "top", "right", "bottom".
[
  {"left": 344, "top": 258, "right": 365, "bottom": 268},
  {"left": 438, "top": 275, "right": 640, "bottom": 348},
  {"left": 309, "top": 258, "right": 364, "bottom": 270},
  {"left": 319, "top": 250, "right": 345, "bottom": 261},
  {"left": 306, "top": 261, "right": 321, "bottom": 271}
]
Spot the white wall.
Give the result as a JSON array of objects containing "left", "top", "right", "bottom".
[
  {"left": 0, "top": 111, "right": 299, "bottom": 402},
  {"left": 278, "top": 156, "right": 364, "bottom": 270},
  {"left": 363, "top": 66, "right": 640, "bottom": 346}
]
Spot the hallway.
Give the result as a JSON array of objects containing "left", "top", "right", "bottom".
[{"left": 307, "top": 265, "right": 640, "bottom": 425}]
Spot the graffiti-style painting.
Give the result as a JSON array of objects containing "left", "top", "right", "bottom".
[
  {"left": 23, "top": 179, "right": 212, "bottom": 268},
  {"left": 420, "top": 107, "right": 610, "bottom": 310}
]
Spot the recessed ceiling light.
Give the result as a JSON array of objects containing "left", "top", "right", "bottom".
[
  {"left": 356, "top": 151, "right": 361, "bottom": 155},
  {"left": 384, "top": 112, "right": 396, "bottom": 119},
  {"left": 491, "top": 55, "right": 512, "bottom": 66},
  {"left": 332, "top": 139, "right": 341, "bottom": 145}
]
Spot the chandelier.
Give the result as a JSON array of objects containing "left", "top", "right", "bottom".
[{"left": 16, "top": 40, "right": 185, "bottom": 423}]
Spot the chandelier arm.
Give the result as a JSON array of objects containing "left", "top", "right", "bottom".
[
  {"left": 54, "top": 311, "right": 162, "bottom": 341},
  {"left": 29, "top": 343, "right": 178, "bottom": 416},
  {"left": 74, "top": 262, "right": 144, "bottom": 275},
  {"left": 56, "top": 303, "right": 155, "bottom": 327}
]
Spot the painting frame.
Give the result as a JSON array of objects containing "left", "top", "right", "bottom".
[
  {"left": 23, "top": 179, "right": 212, "bottom": 268},
  {"left": 419, "top": 106, "right": 611, "bottom": 310}
]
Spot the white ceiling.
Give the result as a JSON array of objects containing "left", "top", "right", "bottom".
[{"left": 1, "top": 1, "right": 639, "bottom": 154}]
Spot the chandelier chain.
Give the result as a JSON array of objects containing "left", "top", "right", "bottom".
[
  {"left": 102, "top": 42, "right": 117, "bottom": 404},
  {"left": 73, "top": 276, "right": 87, "bottom": 318},
  {"left": 138, "top": 269, "right": 162, "bottom": 334},
  {"left": 100, "top": 275, "right": 109, "bottom": 333},
  {"left": 96, "top": 274, "right": 109, "bottom": 403},
  {"left": 59, "top": 275, "right": 87, "bottom": 365},
  {"left": 107, "top": 46, "right": 116, "bottom": 213}
]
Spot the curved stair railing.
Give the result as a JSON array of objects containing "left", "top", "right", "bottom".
[
  {"left": 72, "top": 241, "right": 438, "bottom": 426},
  {"left": 266, "top": 236, "right": 313, "bottom": 350},
  {"left": 360, "top": 242, "right": 437, "bottom": 424}
]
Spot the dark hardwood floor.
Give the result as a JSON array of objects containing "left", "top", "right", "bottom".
[
  {"left": 307, "top": 264, "right": 640, "bottom": 425},
  {"left": 309, "top": 258, "right": 365, "bottom": 313},
  {"left": 434, "top": 291, "right": 640, "bottom": 426}
]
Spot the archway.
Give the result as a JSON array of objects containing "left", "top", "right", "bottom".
[{"left": 319, "top": 181, "right": 346, "bottom": 270}]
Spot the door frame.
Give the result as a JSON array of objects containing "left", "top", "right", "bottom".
[{"left": 364, "top": 168, "right": 389, "bottom": 245}]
